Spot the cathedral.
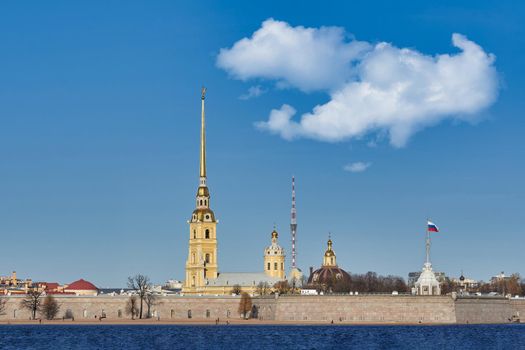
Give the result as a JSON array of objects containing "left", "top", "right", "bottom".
[{"left": 182, "top": 89, "right": 299, "bottom": 295}]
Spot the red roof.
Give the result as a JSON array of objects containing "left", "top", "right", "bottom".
[
  {"left": 42, "top": 282, "right": 60, "bottom": 290},
  {"left": 65, "top": 279, "right": 98, "bottom": 291}
]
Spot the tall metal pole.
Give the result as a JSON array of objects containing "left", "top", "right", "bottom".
[
  {"left": 425, "top": 220, "right": 431, "bottom": 265},
  {"left": 291, "top": 176, "right": 297, "bottom": 269}
]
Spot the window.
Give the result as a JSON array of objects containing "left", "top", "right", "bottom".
[
  {"left": 331, "top": 257, "right": 334, "bottom": 264},
  {"left": 13, "top": 309, "right": 17, "bottom": 319},
  {"left": 171, "top": 310, "right": 174, "bottom": 319},
  {"left": 191, "top": 253, "right": 196, "bottom": 264},
  {"left": 188, "top": 310, "right": 192, "bottom": 319},
  {"left": 205, "top": 253, "right": 210, "bottom": 264},
  {"left": 192, "top": 276, "right": 195, "bottom": 287},
  {"left": 281, "top": 262, "right": 284, "bottom": 270},
  {"left": 193, "top": 230, "right": 196, "bottom": 239},
  {"left": 83, "top": 309, "right": 88, "bottom": 318},
  {"left": 205, "top": 229, "right": 210, "bottom": 239},
  {"left": 206, "top": 310, "right": 210, "bottom": 318},
  {"left": 118, "top": 310, "right": 122, "bottom": 318},
  {"left": 200, "top": 200, "right": 203, "bottom": 206},
  {"left": 267, "top": 262, "right": 270, "bottom": 270},
  {"left": 274, "top": 262, "right": 278, "bottom": 270}
]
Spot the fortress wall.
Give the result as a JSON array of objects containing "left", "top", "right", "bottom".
[
  {"left": 454, "top": 297, "right": 514, "bottom": 324},
  {"left": 0, "top": 295, "right": 243, "bottom": 321},
  {"left": 510, "top": 299, "right": 525, "bottom": 320},
  {"left": 273, "top": 295, "right": 457, "bottom": 324},
  {"left": 2, "top": 295, "right": 523, "bottom": 324}
]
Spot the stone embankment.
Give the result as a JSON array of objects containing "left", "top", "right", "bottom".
[{"left": 1, "top": 294, "right": 523, "bottom": 324}]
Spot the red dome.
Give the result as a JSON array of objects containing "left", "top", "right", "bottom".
[{"left": 66, "top": 278, "right": 98, "bottom": 291}]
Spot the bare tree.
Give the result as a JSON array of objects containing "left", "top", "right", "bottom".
[
  {"left": 127, "top": 274, "right": 150, "bottom": 319},
  {"left": 274, "top": 280, "right": 291, "bottom": 295},
  {"left": 238, "top": 292, "right": 252, "bottom": 319},
  {"left": 20, "top": 289, "right": 44, "bottom": 320},
  {"left": 144, "top": 292, "right": 158, "bottom": 318},
  {"left": 41, "top": 295, "right": 60, "bottom": 320},
  {"left": 256, "top": 282, "right": 270, "bottom": 296},
  {"left": 0, "top": 296, "right": 7, "bottom": 315},
  {"left": 126, "top": 295, "right": 139, "bottom": 320},
  {"left": 231, "top": 284, "right": 242, "bottom": 295}
]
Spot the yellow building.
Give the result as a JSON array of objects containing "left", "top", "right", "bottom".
[
  {"left": 264, "top": 229, "right": 286, "bottom": 279},
  {"left": 183, "top": 87, "right": 219, "bottom": 294},
  {"left": 181, "top": 89, "right": 288, "bottom": 296}
]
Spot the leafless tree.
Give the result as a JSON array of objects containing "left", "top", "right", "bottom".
[
  {"left": 20, "top": 289, "right": 44, "bottom": 320},
  {"left": 41, "top": 295, "right": 60, "bottom": 320},
  {"left": 231, "top": 284, "right": 242, "bottom": 295},
  {"left": 126, "top": 295, "right": 139, "bottom": 320},
  {"left": 0, "top": 296, "right": 7, "bottom": 315},
  {"left": 144, "top": 292, "right": 158, "bottom": 318},
  {"left": 256, "top": 282, "right": 270, "bottom": 296},
  {"left": 127, "top": 274, "right": 150, "bottom": 319},
  {"left": 238, "top": 292, "right": 252, "bottom": 319},
  {"left": 274, "top": 280, "right": 291, "bottom": 295}
]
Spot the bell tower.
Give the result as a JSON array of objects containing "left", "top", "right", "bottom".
[
  {"left": 183, "top": 87, "right": 218, "bottom": 294},
  {"left": 264, "top": 228, "right": 286, "bottom": 279}
]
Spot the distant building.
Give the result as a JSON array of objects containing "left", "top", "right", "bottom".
[
  {"left": 64, "top": 279, "right": 99, "bottom": 296},
  {"left": 452, "top": 273, "right": 479, "bottom": 291},
  {"left": 490, "top": 271, "right": 513, "bottom": 284}
]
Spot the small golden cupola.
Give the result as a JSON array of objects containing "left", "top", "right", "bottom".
[
  {"left": 264, "top": 228, "right": 286, "bottom": 279},
  {"left": 322, "top": 236, "right": 337, "bottom": 267}
]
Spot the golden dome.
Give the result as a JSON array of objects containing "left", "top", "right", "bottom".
[
  {"left": 191, "top": 208, "right": 215, "bottom": 222},
  {"left": 197, "top": 186, "right": 209, "bottom": 197}
]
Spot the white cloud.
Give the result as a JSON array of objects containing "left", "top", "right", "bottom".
[
  {"left": 239, "top": 85, "right": 266, "bottom": 100},
  {"left": 218, "top": 20, "right": 499, "bottom": 147},
  {"left": 217, "top": 19, "right": 370, "bottom": 92},
  {"left": 344, "top": 162, "right": 371, "bottom": 173}
]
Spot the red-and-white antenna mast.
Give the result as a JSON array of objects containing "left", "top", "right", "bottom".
[{"left": 291, "top": 176, "right": 297, "bottom": 269}]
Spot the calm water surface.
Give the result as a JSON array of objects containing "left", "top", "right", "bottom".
[{"left": 0, "top": 324, "right": 524, "bottom": 349}]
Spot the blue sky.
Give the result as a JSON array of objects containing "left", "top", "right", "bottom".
[{"left": 1, "top": 1, "right": 523, "bottom": 287}]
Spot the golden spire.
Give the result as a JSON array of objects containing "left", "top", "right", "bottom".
[{"left": 200, "top": 87, "right": 207, "bottom": 179}]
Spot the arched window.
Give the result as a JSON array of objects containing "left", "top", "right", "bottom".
[
  {"left": 281, "top": 262, "right": 284, "bottom": 270},
  {"left": 267, "top": 262, "right": 270, "bottom": 270},
  {"left": 188, "top": 310, "right": 192, "bottom": 319},
  {"left": 170, "top": 309, "right": 174, "bottom": 319},
  {"left": 274, "top": 262, "right": 278, "bottom": 270},
  {"left": 205, "top": 254, "right": 210, "bottom": 264},
  {"left": 200, "top": 200, "right": 203, "bottom": 206},
  {"left": 191, "top": 253, "right": 196, "bottom": 264},
  {"left": 118, "top": 309, "right": 122, "bottom": 318},
  {"left": 193, "top": 230, "right": 196, "bottom": 239},
  {"left": 205, "top": 229, "right": 210, "bottom": 239},
  {"left": 191, "top": 276, "right": 195, "bottom": 287}
]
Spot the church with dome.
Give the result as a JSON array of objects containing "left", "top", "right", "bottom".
[
  {"left": 307, "top": 237, "right": 351, "bottom": 293},
  {"left": 181, "top": 88, "right": 301, "bottom": 296}
]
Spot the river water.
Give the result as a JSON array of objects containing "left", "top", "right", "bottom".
[{"left": 0, "top": 324, "right": 524, "bottom": 349}]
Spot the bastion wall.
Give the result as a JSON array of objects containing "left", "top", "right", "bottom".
[{"left": 1, "top": 295, "right": 524, "bottom": 324}]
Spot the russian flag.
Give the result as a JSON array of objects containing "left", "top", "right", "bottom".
[{"left": 427, "top": 221, "right": 439, "bottom": 232}]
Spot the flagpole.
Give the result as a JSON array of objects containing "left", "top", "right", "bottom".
[{"left": 426, "top": 219, "right": 430, "bottom": 265}]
